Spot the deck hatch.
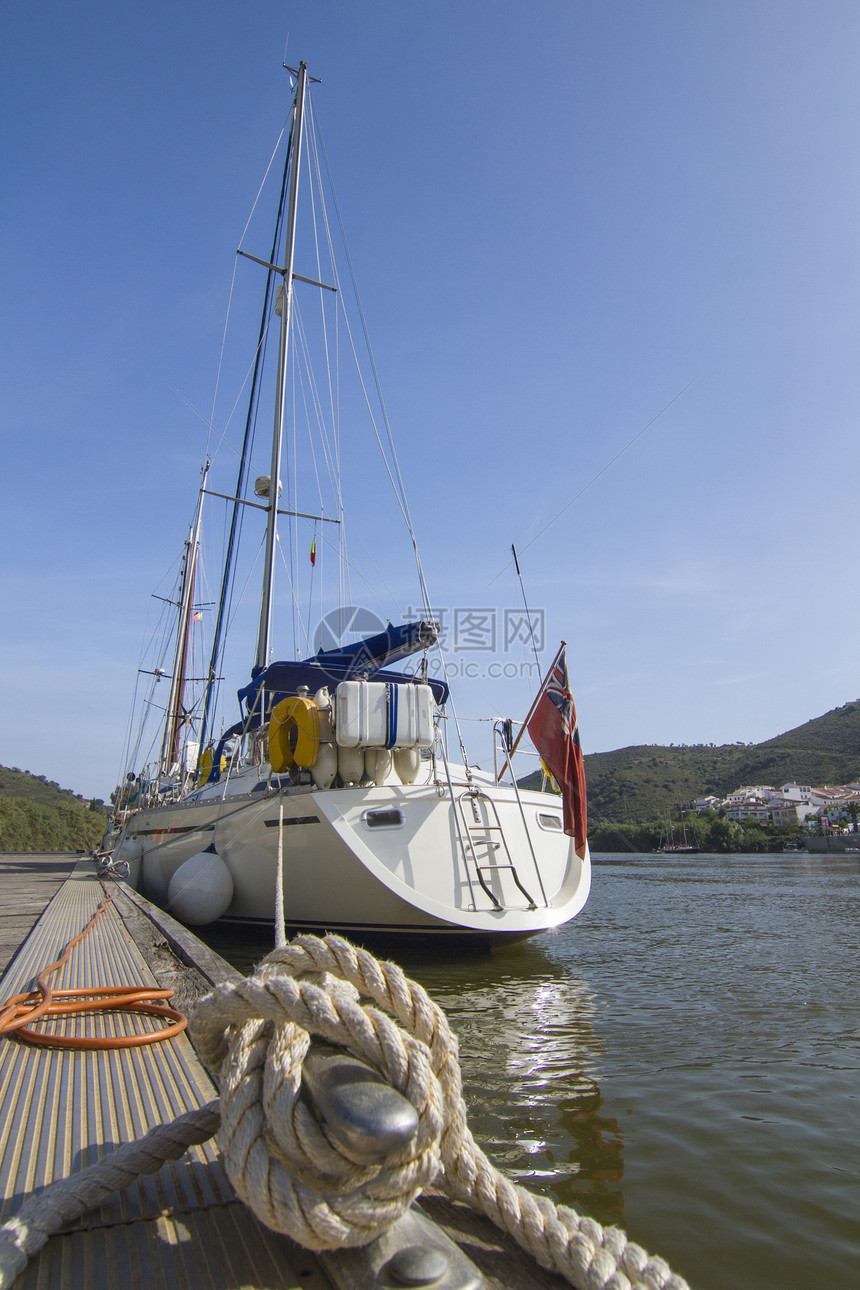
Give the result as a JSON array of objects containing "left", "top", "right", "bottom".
[{"left": 361, "top": 808, "right": 405, "bottom": 830}]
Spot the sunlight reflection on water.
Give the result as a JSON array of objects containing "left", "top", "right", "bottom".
[{"left": 199, "top": 852, "right": 860, "bottom": 1290}]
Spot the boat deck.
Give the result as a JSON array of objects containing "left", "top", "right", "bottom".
[{"left": 0, "top": 854, "right": 566, "bottom": 1290}]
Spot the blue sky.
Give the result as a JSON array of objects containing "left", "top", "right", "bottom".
[{"left": 2, "top": 1, "right": 860, "bottom": 800}]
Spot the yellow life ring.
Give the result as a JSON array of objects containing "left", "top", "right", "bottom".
[
  {"left": 540, "top": 758, "right": 560, "bottom": 793},
  {"left": 269, "top": 696, "right": 321, "bottom": 772},
  {"left": 196, "top": 747, "right": 224, "bottom": 786}
]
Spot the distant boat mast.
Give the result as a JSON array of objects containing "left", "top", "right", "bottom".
[{"left": 159, "top": 461, "right": 209, "bottom": 774}]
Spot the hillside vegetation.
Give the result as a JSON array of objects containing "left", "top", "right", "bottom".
[
  {"left": 6, "top": 701, "right": 858, "bottom": 852},
  {"left": 0, "top": 767, "right": 109, "bottom": 852},
  {"left": 522, "top": 700, "right": 860, "bottom": 824}
]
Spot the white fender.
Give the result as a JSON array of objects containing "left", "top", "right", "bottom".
[
  {"left": 394, "top": 748, "right": 420, "bottom": 785},
  {"left": 167, "top": 850, "right": 234, "bottom": 925},
  {"left": 337, "top": 746, "right": 365, "bottom": 786},
  {"left": 311, "top": 742, "right": 338, "bottom": 790},
  {"left": 365, "top": 748, "right": 393, "bottom": 786},
  {"left": 313, "top": 688, "right": 335, "bottom": 741}
]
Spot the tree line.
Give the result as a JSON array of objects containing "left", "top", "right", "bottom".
[
  {"left": 588, "top": 810, "right": 809, "bottom": 854},
  {"left": 0, "top": 797, "right": 109, "bottom": 852}
]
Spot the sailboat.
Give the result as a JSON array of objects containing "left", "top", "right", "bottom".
[
  {"left": 109, "top": 63, "right": 591, "bottom": 944},
  {"left": 652, "top": 805, "right": 700, "bottom": 855}
]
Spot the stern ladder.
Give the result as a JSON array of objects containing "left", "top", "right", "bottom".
[{"left": 456, "top": 790, "right": 538, "bottom": 911}]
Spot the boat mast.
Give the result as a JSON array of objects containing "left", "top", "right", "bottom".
[
  {"left": 159, "top": 462, "right": 209, "bottom": 774},
  {"left": 253, "top": 60, "right": 309, "bottom": 675},
  {"left": 196, "top": 115, "right": 295, "bottom": 761}
]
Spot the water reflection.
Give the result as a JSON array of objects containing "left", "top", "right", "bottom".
[
  {"left": 197, "top": 855, "right": 860, "bottom": 1290},
  {"left": 410, "top": 949, "right": 624, "bottom": 1226},
  {"left": 199, "top": 927, "right": 625, "bottom": 1227}
]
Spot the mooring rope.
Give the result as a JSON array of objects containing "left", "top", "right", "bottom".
[
  {"left": 0, "top": 897, "right": 187, "bottom": 1050},
  {"left": 0, "top": 934, "right": 691, "bottom": 1290}
]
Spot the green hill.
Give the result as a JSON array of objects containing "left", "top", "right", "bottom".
[
  {"left": 7, "top": 700, "right": 859, "bottom": 851},
  {"left": 0, "top": 766, "right": 109, "bottom": 852},
  {"left": 522, "top": 700, "right": 860, "bottom": 824}
]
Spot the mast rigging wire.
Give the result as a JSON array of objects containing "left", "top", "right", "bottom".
[
  {"left": 311, "top": 95, "right": 473, "bottom": 766},
  {"left": 511, "top": 543, "right": 543, "bottom": 687},
  {"left": 203, "top": 122, "right": 289, "bottom": 465},
  {"left": 198, "top": 115, "right": 296, "bottom": 756}
]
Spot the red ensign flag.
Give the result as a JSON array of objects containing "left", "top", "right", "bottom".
[{"left": 527, "top": 649, "right": 587, "bottom": 858}]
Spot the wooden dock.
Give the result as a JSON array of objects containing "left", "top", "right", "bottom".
[
  {"left": 0, "top": 854, "right": 565, "bottom": 1290},
  {"left": 0, "top": 853, "right": 78, "bottom": 977}
]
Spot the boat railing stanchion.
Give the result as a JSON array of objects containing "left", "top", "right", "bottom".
[
  {"left": 497, "top": 724, "right": 550, "bottom": 909},
  {"left": 436, "top": 733, "right": 480, "bottom": 912},
  {"left": 492, "top": 718, "right": 516, "bottom": 785}
]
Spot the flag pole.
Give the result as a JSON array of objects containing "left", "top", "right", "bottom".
[{"left": 507, "top": 639, "right": 567, "bottom": 761}]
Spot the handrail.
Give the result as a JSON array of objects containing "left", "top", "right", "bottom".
[
  {"left": 435, "top": 737, "right": 481, "bottom": 912},
  {"left": 492, "top": 721, "right": 550, "bottom": 907}
]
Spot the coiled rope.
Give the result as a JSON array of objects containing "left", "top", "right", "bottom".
[
  {"left": 0, "top": 934, "right": 690, "bottom": 1290},
  {"left": 0, "top": 897, "right": 187, "bottom": 1049}
]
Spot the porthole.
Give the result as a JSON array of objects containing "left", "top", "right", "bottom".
[{"left": 537, "top": 812, "right": 563, "bottom": 831}]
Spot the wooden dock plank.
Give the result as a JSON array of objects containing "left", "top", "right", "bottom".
[{"left": 0, "top": 852, "right": 79, "bottom": 976}]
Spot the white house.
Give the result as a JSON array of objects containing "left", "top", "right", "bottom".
[
  {"left": 816, "top": 791, "right": 860, "bottom": 829},
  {"left": 778, "top": 783, "right": 814, "bottom": 803},
  {"left": 726, "top": 800, "right": 771, "bottom": 823},
  {"left": 694, "top": 796, "right": 721, "bottom": 813},
  {"left": 725, "top": 785, "right": 776, "bottom": 805},
  {"left": 770, "top": 802, "right": 816, "bottom": 827}
]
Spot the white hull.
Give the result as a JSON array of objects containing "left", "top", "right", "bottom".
[{"left": 114, "top": 775, "right": 590, "bottom": 942}]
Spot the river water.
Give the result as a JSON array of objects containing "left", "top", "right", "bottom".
[{"left": 201, "top": 852, "right": 860, "bottom": 1289}]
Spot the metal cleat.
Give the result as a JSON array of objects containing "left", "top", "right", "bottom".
[
  {"left": 320, "top": 1205, "right": 484, "bottom": 1290},
  {"left": 302, "top": 1041, "right": 420, "bottom": 1163}
]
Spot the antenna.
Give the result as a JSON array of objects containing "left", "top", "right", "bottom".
[{"left": 511, "top": 543, "right": 542, "bottom": 682}]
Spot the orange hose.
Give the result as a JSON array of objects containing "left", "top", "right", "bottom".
[{"left": 0, "top": 897, "right": 188, "bottom": 1049}]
